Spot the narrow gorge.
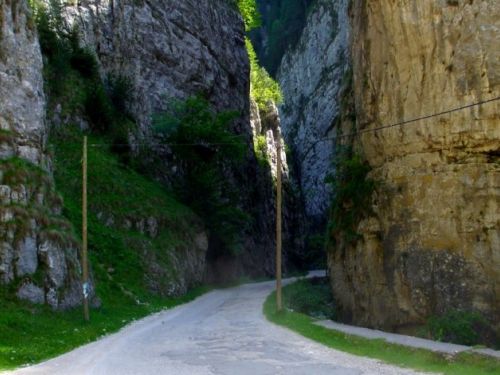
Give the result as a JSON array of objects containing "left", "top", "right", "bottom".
[
  {"left": 0, "top": 0, "right": 499, "bottom": 371},
  {"left": 271, "top": 0, "right": 499, "bottom": 338},
  {"left": 1, "top": 0, "right": 306, "bottom": 310}
]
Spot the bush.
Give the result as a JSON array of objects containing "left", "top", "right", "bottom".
[
  {"left": 284, "top": 277, "right": 336, "bottom": 320},
  {"left": 428, "top": 310, "right": 497, "bottom": 347},
  {"left": 326, "top": 147, "right": 375, "bottom": 248},
  {"left": 246, "top": 38, "right": 283, "bottom": 109},
  {"left": 236, "top": 0, "right": 261, "bottom": 31},
  {"left": 303, "top": 234, "right": 327, "bottom": 269},
  {"left": 84, "top": 84, "right": 115, "bottom": 133},
  {"left": 70, "top": 47, "right": 99, "bottom": 79},
  {"left": 154, "top": 96, "right": 250, "bottom": 256},
  {"left": 248, "top": 0, "right": 315, "bottom": 76},
  {"left": 254, "top": 135, "right": 268, "bottom": 166},
  {"left": 107, "top": 74, "right": 134, "bottom": 115},
  {"left": 32, "top": 0, "right": 136, "bottom": 155}
]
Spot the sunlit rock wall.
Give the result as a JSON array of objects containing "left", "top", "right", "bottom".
[
  {"left": 329, "top": 0, "right": 500, "bottom": 333},
  {"left": 277, "top": 0, "right": 350, "bottom": 222},
  {"left": 0, "top": 0, "right": 84, "bottom": 309}
]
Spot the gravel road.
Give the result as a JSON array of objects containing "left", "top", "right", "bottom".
[{"left": 9, "top": 278, "right": 426, "bottom": 375}]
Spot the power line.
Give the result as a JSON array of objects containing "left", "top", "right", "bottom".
[
  {"left": 301, "top": 96, "right": 500, "bottom": 159},
  {"left": 59, "top": 95, "right": 498, "bottom": 149}
]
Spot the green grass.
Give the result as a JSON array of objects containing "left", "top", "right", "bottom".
[
  {"left": 50, "top": 128, "right": 205, "bottom": 300},
  {"left": 0, "top": 286, "right": 210, "bottom": 371},
  {"left": 282, "top": 277, "right": 336, "bottom": 320},
  {"left": 0, "top": 128, "right": 212, "bottom": 370},
  {"left": 264, "top": 281, "right": 500, "bottom": 375}
]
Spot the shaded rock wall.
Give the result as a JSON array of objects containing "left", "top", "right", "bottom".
[
  {"left": 0, "top": 0, "right": 45, "bottom": 164},
  {"left": 249, "top": 99, "right": 306, "bottom": 269},
  {"left": 61, "top": 0, "right": 304, "bottom": 278},
  {"left": 329, "top": 0, "right": 500, "bottom": 333},
  {"left": 63, "top": 0, "right": 250, "bottom": 136},
  {"left": 278, "top": 0, "right": 350, "bottom": 222},
  {"left": 0, "top": 0, "right": 84, "bottom": 309}
]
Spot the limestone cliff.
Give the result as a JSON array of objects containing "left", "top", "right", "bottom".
[
  {"left": 329, "top": 0, "right": 500, "bottom": 333},
  {"left": 250, "top": 99, "right": 306, "bottom": 268},
  {"left": 0, "top": 0, "right": 84, "bottom": 308},
  {"left": 61, "top": 0, "right": 249, "bottom": 136},
  {"left": 59, "top": 0, "right": 304, "bottom": 278},
  {"left": 278, "top": 0, "right": 350, "bottom": 222}
]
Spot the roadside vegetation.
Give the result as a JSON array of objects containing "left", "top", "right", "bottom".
[
  {"left": 0, "top": 128, "right": 213, "bottom": 371},
  {"left": 0, "top": 2, "right": 220, "bottom": 370},
  {"left": 264, "top": 280, "right": 500, "bottom": 375},
  {"left": 0, "top": 285, "right": 209, "bottom": 370},
  {"left": 427, "top": 310, "right": 499, "bottom": 349},
  {"left": 282, "top": 277, "right": 336, "bottom": 320}
]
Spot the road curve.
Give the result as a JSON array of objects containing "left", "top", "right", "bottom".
[{"left": 9, "top": 279, "right": 426, "bottom": 375}]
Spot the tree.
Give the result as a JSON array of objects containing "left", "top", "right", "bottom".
[
  {"left": 154, "top": 97, "right": 250, "bottom": 256},
  {"left": 246, "top": 38, "right": 283, "bottom": 109},
  {"left": 237, "top": 0, "right": 261, "bottom": 31}
]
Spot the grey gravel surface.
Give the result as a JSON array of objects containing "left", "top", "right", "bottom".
[{"left": 8, "top": 278, "right": 427, "bottom": 375}]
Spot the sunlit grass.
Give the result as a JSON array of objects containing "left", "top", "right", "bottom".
[
  {"left": 0, "top": 130, "right": 210, "bottom": 371},
  {"left": 264, "top": 282, "right": 500, "bottom": 375},
  {"left": 0, "top": 286, "right": 210, "bottom": 370}
]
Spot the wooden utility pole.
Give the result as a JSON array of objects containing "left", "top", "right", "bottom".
[
  {"left": 276, "top": 137, "right": 283, "bottom": 312},
  {"left": 82, "top": 136, "right": 90, "bottom": 322}
]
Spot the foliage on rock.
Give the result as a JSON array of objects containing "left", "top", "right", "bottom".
[
  {"left": 249, "top": 0, "right": 315, "bottom": 76},
  {"left": 154, "top": 96, "right": 250, "bottom": 257},
  {"left": 253, "top": 134, "right": 269, "bottom": 167},
  {"left": 246, "top": 38, "right": 283, "bottom": 110},
  {"left": 31, "top": 0, "right": 135, "bottom": 153},
  {"left": 236, "top": 0, "right": 261, "bottom": 31},
  {"left": 326, "top": 147, "right": 375, "bottom": 249}
]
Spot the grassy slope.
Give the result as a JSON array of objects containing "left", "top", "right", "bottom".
[
  {"left": 0, "top": 130, "right": 209, "bottom": 371},
  {"left": 264, "top": 282, "right": 500, "bottom": 375}
]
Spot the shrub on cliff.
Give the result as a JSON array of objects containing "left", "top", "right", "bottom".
[
  {"left": 236, "top": 0, "right": 261, "bottom": 31},
  {"left": 246, "top": 38, "right": 283, "bottom": 110},
  {"left": 326, "top": 147, "right": 375, "bottom": 248},
  {"left": 248, "top": 0, "right": 315, "bottom": 76},
  {"left": 154, "top": 96, "right": 250, "bottom": 256},
  {"left": 32, "top": 0, "right": 135, "bottom": 160}
]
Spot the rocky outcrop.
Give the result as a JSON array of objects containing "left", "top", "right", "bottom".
[
  {"left": 0, "top": 0, "right": 46, "bottom": 164},
  {"left": 329, "top": 0, "right": 500, "bottom": 333},
  {"left": 249, "top": 99, "right": 306, "bottom": 269},
  {"left": 0, "top": 0, "right": 84, "bottom": 308},
  {"left": 62, "top": 0, "right": 249, "bottom": 136},
  {"left": 61, "top": 0, "right": 304, "bottom": 278},
  {"left": 95, "top": 209, "right": 208, "bottom": 296},
  {"left": 277, "top": 0, "right": 350, "bottom": 222}
]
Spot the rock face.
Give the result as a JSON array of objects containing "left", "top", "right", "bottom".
[
  {"left": 0, "top": 0, "right": 46, "bottom": 164},
  {"left": 95, "top": 210, "right": 209, "bottom": 297},
  {"left": 61, "top": 0, "right": 304, "bottom": 278},
  {"left": 62, "top": 0, "right": 249, "bottom": 135},
  {"left": 249, "top": 99, "right": 306, "bottom": 269},
  {"left": 277, "top": 0, "right": 350, "bottom": 222},
  {"left": 0, "top": 0, "right": 84, "bottom": 309},
  {"left": 329, "top": 0, "right": 500, "bottom": 333}
]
